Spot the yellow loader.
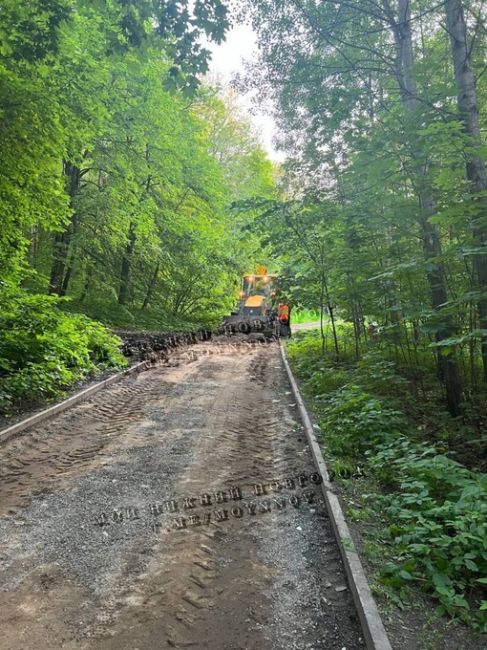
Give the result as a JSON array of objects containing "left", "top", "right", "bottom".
[{"left": 223, "top": 266, "right": 278, "bottom": 337}]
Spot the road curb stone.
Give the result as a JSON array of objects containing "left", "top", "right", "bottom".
[{"left": 280, "top": 342, "right": 393, "bottom": 650}]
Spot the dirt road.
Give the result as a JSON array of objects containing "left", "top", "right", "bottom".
[
  {"left": 291, "top": 322, "right": 321, "bottom": 333},
  {"left": 0, "top": 339, "right": 363, "bottom": 650}
]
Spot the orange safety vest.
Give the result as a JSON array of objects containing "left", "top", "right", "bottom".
[{"left": 278, "top": 304, "right": 290, "bottom": 321}]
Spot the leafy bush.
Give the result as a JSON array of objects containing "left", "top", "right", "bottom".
[
  {"left": 357, "top": 350, "right": 410, "bottom": 398},
  {"left": 321, "top": 385, "right": 406, "bottom": 457},
  {"left": 287, "top": 336, "right": 487, "bottom": 628},
  {"left": 287, "top": 330, "right": 322, "bottom": 365},
  {"left": 288, "top": 334, "right": 346, "bottom": 392},
  {"left": 0, "top": 291, "right": 126, "bottom": 413},
  {"left": 370, "top": 439, "right": 487, "bottom": 627}
]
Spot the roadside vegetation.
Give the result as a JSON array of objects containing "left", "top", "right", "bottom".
[
  {"left": 291, "top": 309, "right": 320, "bottom": 325},
  {"left": 0, "top": 292, "right": 126, "bottom": 414},
  {"left": 240, "top": 2, "right": 487, "bottom": 632},
  {"left": 0, "top": 0, "right": 276, "bottom": 415},
  {"left": 244, "top": 0, "right": 487, "bottom": 421},
  {"left": 287, "top": 328, "right": 487, "bottom": 631},
  {"left": 1, "top": 0, "right": 486, "bottom": 636}
]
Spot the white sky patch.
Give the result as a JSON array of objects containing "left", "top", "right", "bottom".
[{"left": 205, "top": 24, "right": 285, "bottom": 163}]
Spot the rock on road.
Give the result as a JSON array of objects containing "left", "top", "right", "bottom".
[{"left": 0, "top": 339, "right": 363, "bottom": 650}]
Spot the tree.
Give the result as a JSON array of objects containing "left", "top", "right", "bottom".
[
  {"left": 444, "top": 0, "right": 487, "bottom": 383},
  {"left": 241, "top": 0, "right": 487, "bottom": 414},
  {"left": 0, "top": 0, "right": 73, "bottom": 284}
]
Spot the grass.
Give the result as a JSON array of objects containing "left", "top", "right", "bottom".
[
  {"left": 292, "top": 308, "right": 321, "bottom": 324},
  {"left": 62, "top": 299, "right": 214, "bottom": 332}
]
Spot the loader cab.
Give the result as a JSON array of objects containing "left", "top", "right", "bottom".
[{"left": 240, "top": 268, "right": 277, "bottom": 316}]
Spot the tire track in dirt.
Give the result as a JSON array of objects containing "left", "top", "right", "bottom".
[
  {"left": 100, "top": 351, "right": 265, "bottom": 649},
  {"left": 0, "top": 341, "right": 363, "bottom": 650},
  {"left": 0, "top": 364, "right": 195, "bottom": 517}
]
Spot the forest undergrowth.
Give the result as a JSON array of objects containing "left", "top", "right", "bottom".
[
  {"left": 287, "top": 329, "right": 487, "bottom": 631},
  {"left": 0, "top": 0, "right": 277, "bottom": 418},
  {"left": 0, "top": 287, "right": 217, "bottom": 418},
  {"left": 0, "top": 289, "right": 128, "bottom": 417}
]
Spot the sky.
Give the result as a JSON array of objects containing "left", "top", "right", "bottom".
[{"left": 205, "top": 24, "right": 284, "bottom": 162}]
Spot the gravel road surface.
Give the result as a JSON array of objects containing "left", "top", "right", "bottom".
[{"left": 0, "top": 339, "right": 363, "bottom": 650}]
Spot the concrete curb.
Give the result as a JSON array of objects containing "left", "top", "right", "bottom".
[
  {"left": 0, "top": 361, "right": 150, "bottom": 446},
  {"left": 280, "top": 344, "right": 393, "bottom": 650}
]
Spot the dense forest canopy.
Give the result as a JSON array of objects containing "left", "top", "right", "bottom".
[
  {"left": 0, "top": 0, "right": 276, "bottom": 411},
  {"left": 1, "top": 0, "right": 487, "bottom": 418},
  {"left": 240, "top": 0, "right": 487, "bottom": 417},
  {"left": 232, "top": 0, "right": 487, "bottom": 626}
]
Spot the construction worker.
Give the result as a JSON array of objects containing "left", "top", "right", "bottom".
[{"left": 277, "top": 302, "right": 292, "bottom": 337}]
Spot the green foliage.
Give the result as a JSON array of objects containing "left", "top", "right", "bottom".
[
  {"left": 0, "top": 0, "right": 276, "bottom": 413},
  {"left": 371, "top": 439, "right": 487, "bottom": 629},
  {"left": 244, "top": 0, "right": 487, "bottom": 417},
  {"left": 0, "top": 290, "right": 126, "bottom": 413},
  {"left": 356, "top": 351, "right": 411, "bottom": 399},
  {"left": 322, "top": 385, "right": 406, "bottom": 456},
  {"left": 287, "top": 334, "right": 487, "bottom": 628},
  {"left": 65, "top": 298, "right": 213, "bottom": 332},
  {"left": 292, "top": 308, "right": 320, "bottom": 324}
]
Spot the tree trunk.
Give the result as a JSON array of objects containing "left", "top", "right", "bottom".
[
  {"left": 328, "top": 302, "right": 340, "bottom": 362},
  {"left": 49, "top": 162, "right": 81, "bottom": 295},
  {"left": 118, "top": 222, "right": 137, "bottom": 306},
  {"left": 61, "top": 259, "right": 74, "bottom": 296},
  {"left": 80, "top": 264, "right": 93, "bottom": 304},
  {"left": 351, "top": 300, "right": 361, "bottom": 359},
  {"left": 117, "top": 172, "right": 152, "bottom": 307},
  {"left": 390, "top": 0, "right": 463, "bottom": 414},
  {"left": 419, "top": 209, "right": 463, "bottom": 414},
  {"left": 320, "top": 264, "right": 339, "bottom": 361},
  {"left": 49, "top": 230, "right": 71, "bottom": 295},
  {"left": 141, "top": 262, "right": 160, "bottom": 311},
  {"left": 320, "top": 301, "right": 326, "bottom": 356},
  {"left": 444, "top": 0, "right": 487, "bottom": 383}
]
